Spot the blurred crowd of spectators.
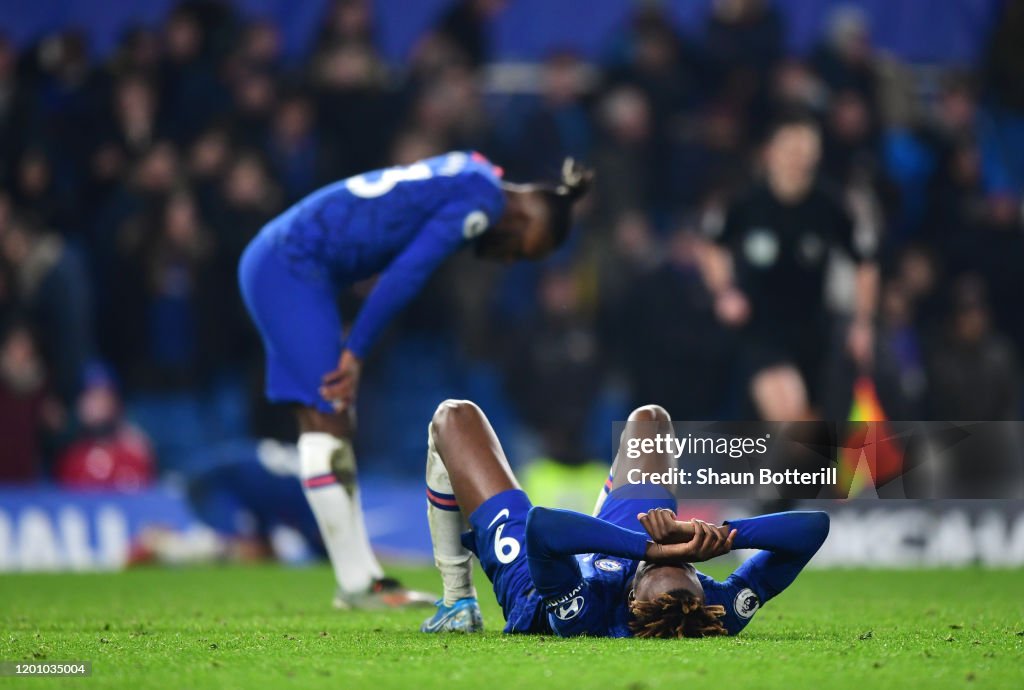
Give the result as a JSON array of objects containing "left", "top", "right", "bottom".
[{"left": 2, "top": 0, "right": 1023, "bottom": 481}]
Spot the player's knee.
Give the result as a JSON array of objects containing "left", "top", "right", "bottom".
[
  {"left": 296, "top": 406, "right": 352, "bottom": 438},
  {"left": 628, "top": 404, "right": 671, "bottom": 423},
  {"left": 431, "top": 399, "right": 484, "bottom": 439},
  {"left": 806, "top": 511, "right": 830, "bottom": 548}
]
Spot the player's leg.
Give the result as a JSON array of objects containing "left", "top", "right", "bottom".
[
  {"left": 593, "top": 404, "right": 677, "bottom": 521},
  {"left": 423, "top": 400, "right": 544, "bottom": 634},
  {"left": 430, "top": 399, "right": 520, "bottom": 514},
  {"left": 239, "top": 237, "right": 428, "bottom": 608},
  {"left": 294, "top": 405, "right": 398, "bottom": 608},
  {"left": 424, "top": 399, "right": 518, "bottom": 607},
  {"left": 420, "top": 409, "right": 489, "bottom": 632}
]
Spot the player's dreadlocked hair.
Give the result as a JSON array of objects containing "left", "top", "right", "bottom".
[
  {"left": 541, "top": 158, "right": 593, "bottom": 247},
  {"left": 628, "top": 589, "right": 728, "bottom": 639}
]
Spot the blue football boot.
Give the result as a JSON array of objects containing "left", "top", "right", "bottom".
[{"left": 420, "top": 597, "right": 484, "bottom": 633}]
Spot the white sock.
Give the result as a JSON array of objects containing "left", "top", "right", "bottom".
[
  {"left": 346, "top": 484, "right": 384, "bottom": 581},
  {"left": 425, "top": 421, "right": 475, "bottom": 606},
  {"left": 298, "top": 432, "right": 381, "bottom": 594}
]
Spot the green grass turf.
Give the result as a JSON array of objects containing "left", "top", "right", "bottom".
[{"left": 2, "top": 564, "right": 1022, "bottom": 690}]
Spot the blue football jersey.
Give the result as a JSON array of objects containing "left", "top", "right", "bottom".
[
  {"left": 255, "top": 151, "right": 505, "bottom": 357},
  {"left": 538, "top": 511, "right": 830, "bottom": 638},
  {"left": 544, "top": 553, "right": 637, "bottom": 638},
  {"left": 697, "top": 569, "right": 763, "bottom": 635}
]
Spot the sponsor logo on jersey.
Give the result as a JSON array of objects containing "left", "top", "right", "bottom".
[
  {"left": 555, "top": 596, "right": 585, "bottom": 621},
  {"left": 544, "top": 584, "right": 584, "bottom": 609},
  {"left": 594, "top": 558, "right": 623, "bottom": 572},
  {"left": 462, "top": 210, "right": 489, "bottom": 239},
  {"left": 734, "top": 588, "right": 760, "bottom": 619}
]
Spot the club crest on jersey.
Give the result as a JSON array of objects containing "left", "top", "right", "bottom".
[
  {"left": 555, "top": 596, "right": 585, "bottom": 621},
  {"left": 462, "top": 210, "right": 489, "bottom": 239},
  {"left": 798, "top": 232, "right": 825, "bottom": 265},
  {"left": 594, "top": 558, "right": 623, "bottom": 572},
  {"left": 734, "top": 588, "right": 760, "bottom": 619},
  {"left": 743, "top": 228, "right": 778, "bottom": 267}
]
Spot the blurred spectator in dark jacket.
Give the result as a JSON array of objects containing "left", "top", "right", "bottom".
[
  {"left": 10, "top": 148, "right": 74, "bottom": 235},
  {"left": 231, "top": 20, "right": 282, "bottom": 73},
  {"left": 619, "top": 227, "right": 733, "bottom": 419},
  {"left": 0, "top": 321, "right": 60, "bottom": 480},
  {"left": 311, "top": 42, "right": 395, "bottom": 177},
  {"left": 160, "top": 3, "right": 227, "bottom": 140},
  {"left": 212, "top": 152, "right": 281, "bottom": 263},
  {"left": 598, "top": 210, "right": 660, "bottom": 314},
  {"left": 873, "top": 281, "right": 927, "bottom": 419},
  {"left": 0, "top": 254, "right": 13, "bottom": 327},
  {"left": 592, "top": 86, "right": 656, "bottom": 230},
  {"left": 82, "top": 73, "right": 163, "bottom": 228},
  {"left": 411, "top": 64, "right": 494, "bottom": 153},
  {"left": 705, "top": 0, "right": 783, "bottom": 120},
  {"left": 317, "top": 0, "right": 376, "bottom": 52},
  {"left": 210, "top": 152, "right": 282, "bottom": 360},
  {"left": 596, "top": 210, "right": 660, "bottom": 375},
  {"left": 944, "top": 193, "right": 1024, "bottom": 361},
  {"left": 673, "top": 102, "right": 748, "bottom": 210},
  {"left": 982, "top": 0, "right": 1024, "bottom": 114},
  {"left": 924, "top": 139, "right": 987, "bottom": 249},
  {"left": 928, "top": 276, "right": 1019, "bottom": 420},
  {"left": 770, "top": 59, "right": 828, "bottom": 115},
  {"left": 93, "top": 142, "right": 183, "bottom": 361},
  {"left": 228, "top": 68, "right": 276, "bottom": 150},
  {"left": 977, "top": 7, "right": 1024, "bottom": 211},
  {"left": 114, "top": 188, "right": 214, "bottom": 389},
  {"left": 109, "top": 74, "right": 162, "bottom": 159},
  {"left": 503, "top": 266, "right": 604, "bottom": 465},
  {"left": 432, "top": 0, "right": 506, "bottom": 68},
  {"left": 821, "top": 89, "right": 878, "bottom": 185},
  {"left": 810, "top": 5, "right": 878, "bottom": 113},
  {"left": 0, "top": 212, "right": 95, "bottom": 404},
  {"left": 894, "top": 243, "right": 944, "bottom": 340},
  {"left": 26, "top": 31, "right": 96, "bottom": 156},
  {"left": 509, "top": 52, "right": 593, "bottom": 179},
  {"left": 610, "top": 6, "right": 703, "bottom": 121},
  {"left": 55, "top": 364, "right": 155, "bottom": 491},
  {"left": 108, "top": 27, "right": 162, "bottom": 79},
  {"left": 268, "top": 93, "right": 327, "bottom": 203},
  {"left": 187, "top": 124, "right": 233, "bottom": 216},
  {"left": 0, "top": 34, "right": 28, "bottom": 174}
]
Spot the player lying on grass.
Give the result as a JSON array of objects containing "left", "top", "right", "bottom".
[
  {"left": 421, "top": 400, "right": 829, "bottom": 637},
  {"left": 238, "top": 152, "right": 591, "bottom": 608}
]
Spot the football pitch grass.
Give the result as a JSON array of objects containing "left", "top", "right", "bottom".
[{"left": 2, "top": 565, "right": 1022, "bottom": 689}]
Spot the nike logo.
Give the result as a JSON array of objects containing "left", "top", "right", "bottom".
[{"left": 487, "top": 508, "right": 510, "bottom": 529}]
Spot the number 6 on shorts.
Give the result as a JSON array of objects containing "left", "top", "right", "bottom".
[{"left": 494, "top": 523, "right": 521, "bottom": 564}]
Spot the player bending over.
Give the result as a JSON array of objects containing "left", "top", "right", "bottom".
[
  {"left": 239, "top": 153, "right": 592, "bottom": 608},
  {"left": 421, "top": 400, "right": 829, "bottom": 637}
]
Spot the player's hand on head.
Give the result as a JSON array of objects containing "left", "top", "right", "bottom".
[
  {"left": 320, "top": 349, "right": 362, "bottom": 412},
  {"left": 637, "top": 509, "right": 692, "bottom": 544},
  {"left": 686, "top": 520, "right": 736, "bottom": 561},
  {"left": 644, "top": 517, "right": 736, "bottom": 564}
]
